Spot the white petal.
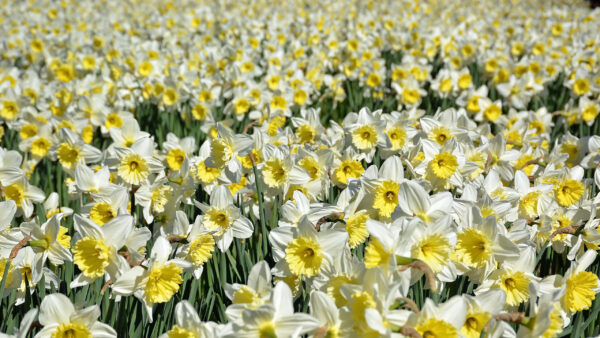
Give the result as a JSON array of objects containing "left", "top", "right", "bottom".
[
  {"left": 102, "top": 215, "right": 134, "bottom": 250},
  {"left": 111, "top": 266, "right": 145, "bottom": 296},
  {"left": 151, "top": 236, "right": 173, "bottom": 262},
  {"left": 309, "top": 291, "right": 339, "bottom": 326},
  {"left": 271, "top": 282, "right": 294, "bottom": 318},
  {"left": 39, "top": 294, "right": 74, "bottom": 326},
  {"left": 398, "top": 180, "right": 430, "bottom": 215}
]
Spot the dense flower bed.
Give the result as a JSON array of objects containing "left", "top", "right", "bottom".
[{"left": 1, "top": 0, "right": 600, "bottom": 337}]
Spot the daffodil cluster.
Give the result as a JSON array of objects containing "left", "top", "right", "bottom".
[{"left": 1, "top": 0, "right": 600, "bottom": 337}]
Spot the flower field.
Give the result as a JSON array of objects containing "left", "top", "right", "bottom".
[{"left": 2, "top": 0, "right": 600, "bottom": 337}]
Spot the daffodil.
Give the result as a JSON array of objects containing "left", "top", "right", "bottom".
[
  {"left": 82, "top": 188, "right": 129, "bottom": 226},
  {"left": 222, "top": 282, "right": 320, "bottom": 338},
  {"left": 73, "top": 164, "right": 115, "bottom": 195},
  {"left": 0, "top": 200, "right": 17, "bottom": 231},
  {"left": 108, "top": 119, "right": 150, "bottom": 148},
  {"left": 397, "top": 180, "right": 452, "bottom": 225},
  {"left": 162, "top": 132, "right": 196, "bottom": 171},
  {"left": 399, "top": 215, "right": 457, "bottom": 282},
  {"left": 11, "top": 246, "right": 60, "bottom": 305},
  {"left": 224, "top": 261, "right": 272, "bottom": 321},
  {"left": 453, "top": 207, "right": 520, "bottom": 283},
  {"left": 52, "top": 128, "right": 102, "bottom": 171},
  {"left": 0, "top": 172, "right": 45, "bottom": 218},
  {"left": 34, "top": 293, "right": 117, "bottom": 337},
  {"left": 416, "top": 138, "right": 466, "bottom": 191},
  {"left": 173, "top": 213, "right": 215, "bottom": 279},
  {"left": 19, "top": 214, "right": 71, "bottom": 283},
  {"left": 70, "top": 214, "right": 134, "bottom": 287},
  {"left": 476, "top": 245, "right": 539, "bottom": 309},
  {"left": 159, "top": 301, "right": 221, "bottom": 338},
  {"left": 552, "top": 168, "right": 586, "bottom": 208},
  {"left": 554, "top": 250, "right": 600, "bottom": 315},
  {"left": 207, "top": 123, "right": 253, "bottom": 172},
  {"left": 269, "top": 216, "right": 347, "bottom": 279},
  {"left": 309, "top": 291, "right": 343, "bottom": 338},
  {"left": 344, "top": 108, "right": 387, "bottom": 162},
  {"left": 112, "top": 236, "right": 192, "bottom": 322},
  {"left": 195, "top": 185, "right": 253, "bottom": 252},
  {"left": 461, "top": 290, "right": 507, "bottom": 338},
  {"left": 404, "top": 296, "right": 468, "bottom": 338},
  {"left": 109, "top": 137, "right": 164, "bottom": 186},
  {"left": 360, "top": 155, "right": 405, "bottom": 220},
  {"left": 278, "top": 191, "right": 332, "bottom": 228},
  {"left": 513, "top": 170, "right": 553, "bottom": 220},
  {"left": 363, "top": 219, "right": 403, "bottom": 272},
  {"left": 292, "top": 108, "right": 324, "bottom": 145},
  {"left": 331, "top": 149, "right": 365, "bottom": 187},
  {"left": 259, "top": 144, "right": 310, "bottom": 196},
  {"left": 517, "top": 282, "right": 566, "bottom": 338}
]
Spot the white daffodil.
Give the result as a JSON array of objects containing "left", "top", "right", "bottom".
[
  {"left": 162, "top": 132, "right": 196, "bottom": 171},
  {"left": 381, "top": 114, "right": 417, "bottom": 157},
  {"left": 453, "top": 206, "right": 520, "bottom": 283},
  {"left": 112, "top": 236, "right": 192, "bottom": 322},
  {"left": 516, "top": 282, "right": 565, "bottom": 338},
  {"left": 331, "top": 148, "right": 365, "bottom": 188},
  {"left": 404, "top": 296, "right": 468, "bottom": 338},
  {"left": 269, "top": 216, "right": 348, "bottom": 279},
  {"left": 259, "top": 144, "right": 310, "bottom": 197},
  {"left": 207, "top": 123, "right": 253, "bottom": 173},
  {"left": 419, "top": 112, "right": 468, "bottom": 148},
  {"left": 548, "top": 250, "right": 600, "bottom": 316},
  {"left": 397, "top": 179, "right": 452, "bottom": 225},
  {"left": 108, "top": 137, "right": 164, "bottom": 186},
  {"left": 416, "top": 138, "right": 468, "bottom": 192},
  {"left": 159, "top": 301, "right": 221, "bottom": 338},
  {"left": 194, "top": 185, "right": 253, "bottom": 252},
  {"left": 122, "top": 226, "right": 152, "bottom": 266},
  {"left": 461, "top": 289, "right": 509, "bottom": 338},
  {"left": 70, "top": 214, "right": 133, "bottom": 288},
  {"left": 0, "top": 172, "right": 45, "bottom": 218},
  {"left": 11, "top": 246, "right": 60, "bottom": 305},
  {"left": 458, "top": 185, "right": 513, "bottom": 225},
  {"left": 344, "top": 107, "right": 388, "bottom": 162},
  {"left": 321, "top": 184, "right": 370, "bottom": 249},
  {"left": 51, "top": 128, "right": 102, "bottom": 171},
  {"left": 486, "top": 133, "right": 521, "bottom": 181},
  {"left": 225, "top": 260, "right": 272, "bottom": 322},
  {"left": 475, "top": 245, "right": 539, "bottom": 309},
  {"left": 73, "top": 164, "right": 116, "bottom": 196},
  {"left": 135, "top": 175, "right": 173, "bottom": 224},
  {"left": 173, "top": 213, "right": 215, "bottom": 279},
  {"left": 513, "top": 170, "right": 553, "bottom": 221},
  {"left": 292, "top": 107, "right": 325, "bottom": 145},
  {"left": 309, "top": 291, "right": 342, "bottom": 338},
  {"left": 42, "top": 192, "right": 73, "bottom": 220},
  {"left": 397, "top": 215, "right": 458, "bottom": 283},
  {"left": 76, "top": 94, "right": 109, "bottom": 128},
  {"left": 359, "top": 155, "right": 405, "bottom": 220},
  {"left": 566, "top": 207, "right": 600, "bottom": 260},
  {"left": 223, "top": 282, "right": 320, "bottom": 338},
  {"left": 363, "top": 219, "right": 404, "bottom": 273},
  {"left": 82, "top": 187, "right": 129, "bottom": 226},
  {"left": 291, "top": 147, "right": 332, "bottom": 202},
  {"left": 34, "top": 293, "right": 117, "bottom": 337},
  {"left": 108, "top": 118, "right": 150, "bottom": 148},
  {"left": 20, "top": 214, "right": 71, "bottom": 283},
  {"left": 338, "top": 268, "right": 411, "bottom": 336}
]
